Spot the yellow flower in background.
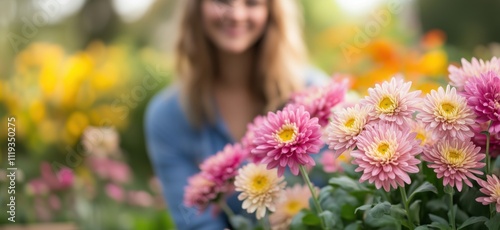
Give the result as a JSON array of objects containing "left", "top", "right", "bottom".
[
  {"left": 29, "top": 99, "right": 46, "bottom": 124},
  {"left": 65, "top": 111, "right": 89, "bottom": 144},
  {"left": 418, "top": 49, "right": 448, "bottom": 76},
  {"left": 39, "top": 120, "right": 59, "bottom": 143},
  {"left": 61, "top": 52, "right": 94, "bottom": 108}
]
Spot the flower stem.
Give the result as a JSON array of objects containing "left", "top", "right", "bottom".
[
  {"left": 299, "top": 165, "right": 326, "bottom": 230},
  {"left": 485, "top": 121, "right": 492, "bottom": 175},
  {"left": 399, "top": 187, "right": 415, "bottom": 230},
  {"left": 484, "top": 121, "right": 494, "bottom": 218},
  {"left": 219, "top": 200, "right": 234, "bottom": 219},
  {"left": 446, "top": 186, "right": 456, "bottom": 230}
]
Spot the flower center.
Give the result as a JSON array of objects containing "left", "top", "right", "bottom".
[
  {"left": 284, "top": 200, "right": 302, "bottom": 215},
  {"left": 416, "top": 132, "right": 426, "bottom": 145},
  {"left": 344, "top": 118, "right": 355, "bottom": 128},
  {"left": 372, "top": 141, "right": 395, "bottom": 163},
  {"left": 378, "top": 96, "right": 397, "bottom": 113},
  {"left": 444, "top": 148, "right": 465, "bottom": 166},
  {"left": 438, "top": 102, "right": 457, "bottom": 118},
  {"left": 493, "top": 185, "right": 500, "bottom": 198},
  {"left": 276, "top": 124, "right": 297, "bottom": 144},
  {"left": 250, "top": 174, "right": 269, "bottom": 192}
]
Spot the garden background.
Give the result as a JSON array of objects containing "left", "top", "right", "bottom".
[{"left": 1, "top": 0, "right": 499, "bottom": 229}]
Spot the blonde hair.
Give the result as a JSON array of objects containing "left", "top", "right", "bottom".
[{"left": 175, "top": 0, "right": 307, "bottom": 126}]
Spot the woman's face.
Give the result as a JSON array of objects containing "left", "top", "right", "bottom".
[{"left": 201, "top": 0, "right": 269, "bottom": 54}]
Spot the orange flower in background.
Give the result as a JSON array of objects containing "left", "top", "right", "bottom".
[{"left": 421, "top": 29, "right": 446, "bottom": 49}]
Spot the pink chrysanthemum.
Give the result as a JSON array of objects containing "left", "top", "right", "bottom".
[
  {"left": 422, "top": 139, "right": 485, "bottom": 192},
  {"left": 417, "top": 85, "right": 476, "bottom": 140},
  {"left": 471, "top": 122, "right": 500, "bottom": 158},
  {"left": 409, "top": 119, "right": 436, "bottom": 147},
  {"left": 269, "top": 184, "right": 316, "bottom": 229},
  {"left": 291, "top": 78, "right": 348, "bottom": 126},
  {"left": 253, "top": 105, "right": 323, "bottom": 176},
  {"left": 200, "top": 143, "right": 246, "bottom": 187},
  {"left": 183, "top": 173, "right": 218, "bottom": 211},
  {"left": 241, "top": 116, "right": 267, "bottom": 163},
  {"left": 326, "top": 104, "right": 372, "bottom": 158},
  {"left": 361, "top": 77, "right": 422, "bottom": 125},
  {"left": 462, "top": 71, "right": 500, "bottom": 133},
  {"left": 351, "top": 122, "right": 421, "bottom": 192},
  {"left": 476, "top": 174, "right": 500, "bottom": 212},
  {"left": 449, "top": 57, "right": 500, "bottom": 90},
  {"left": 320, "top": 150, "right": 351, "bottom": 173}
]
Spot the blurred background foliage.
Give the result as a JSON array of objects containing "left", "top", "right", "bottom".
[{"left": 0, "top": 0, "right": 499, "bottom": 229}]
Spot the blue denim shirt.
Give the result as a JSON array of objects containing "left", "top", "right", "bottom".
[{"left": 145, "top": 67, "right": 328, "bottom": 230}]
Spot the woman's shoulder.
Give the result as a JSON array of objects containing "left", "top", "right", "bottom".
[
  {"left": 144, "top": 84, "right": 193, "bottom": 136},
  {"left": 301, "top": 65, "right": 330, "bottom": 87}
]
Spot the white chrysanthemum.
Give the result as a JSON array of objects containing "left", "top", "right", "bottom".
[
  {"left": 417, "top": 85, "right": 476, "bottom": 140},
  {"left": 326, "top": 104, "right": 372, "bottom": 158},
  {"left": 234, "top": 163, "right": 286, "bottom": 219},
  {"left": 361, "top": 77, "right": 421, "bottom": 125}
]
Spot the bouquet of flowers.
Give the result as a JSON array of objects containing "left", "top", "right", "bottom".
[{"left": 184, "top": 57, "right": 500, "bottom": 230}]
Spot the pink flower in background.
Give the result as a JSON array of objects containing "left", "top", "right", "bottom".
[
  {"left": 471, "top": 122, "right": 500, "bottom": 158},
  {"left": 105, "top": 183, "right": 125, "bottom": 202},
  {"left": 40, "top": 162, "right": 74, "bottom": 191},
  {"left": 128, "top": 190, "right": 154, "bottom": 208},
  {"left": 107, "top": 160, "right": 132, "bottom": 184},
  {"left": 87, "top": 157, "right": 131, "bottom": 184},
  {"left": 462, "top": 71, "right": 500, "bottom": 133},
  {"left": 449, "top": 57, "right": 500, "bottom": 90},
  {"left": 417, "top": 85, "right": 476, "bottom": 141},
  {"left": 35, "top": 197, "right": 52, "bottom": 221},
  {"left": 326, "top": 104, "right": 372, "bottom": 158},
  {"left": 291, "top": 78, "right": 348, "bottom": 126},
  {"left": 476, "top": 174, "right": 500, "bottom": 212},
  {"left": 27, "top": 179, "right": 49, "bottom": 196},
  {"left": 57, "top": 167, "right": 74, "bottom": 189},
  {"left": 82, "top": 126, "right": 121, "bottom": 158},
  {"left": 200, "top": 143, "right": 246, "bottom": 188},
  {"left": 184, "top": 173, "right": 219, "bottom": 211},
  {"left": 422, "top": 139, "right": 485, "bottom": 191},
  {"left": 241, "top": 115, "right": 266, "bottom": 163},
  {"left": 361, "top": 77, "right": 422, "bottom": 125},
  {"left": 48, "top": 194, "right": 61, "bottom": 211},
  {"left": 321, "top": 150, "right": 351, "bottom": 173},
  {"left": 270, "top": 184, "right": 315, "bottom": 229},
  {"left": 253, "top": 105, "right": 323, "bottom": 176},
  {"left": 351, "top": 122, "right": 421, "bottom": 192}
]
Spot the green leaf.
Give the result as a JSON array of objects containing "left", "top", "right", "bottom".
[
  {"left": 429, "top": 222, "right": 451, "bottom": 230},
  {"left": 429, "top": 214, "right": 448, "bottom": 226},
  {"left": 319, "top": 210, "right": 336, "bottom": 229},
  {"left": 457, "top": 216, "right": 488, "bottom": 230},
  {"left": 415, "top": 226, "right": 431, "bottom": 230},
  {"left": 410, "top": 200, "right": 421, "bottom": 225},
  {"left": 229, "top": 215, "right": 253, "bottom": 230},
  {"left": 367, "top": 202, "right": 391, "bottom": 218},
  {"left": 355, "top": 204, "right": 372, "bottom": 214},
  {"left": 345, "top": 221, "right": 361, "bottom": 230},
  {"left": 480, "top": 131, "right": 490, "bottom": 136},
  {"left": 408, "top": 182, "right": 438, "bottom": 203},
  {"left": 486, "top": 213, "right": 500, "bottom": 230},
  {"left": 302, "top": 213, "right": 321, "bottom": 226},
  {"left": 329, "top": 176, "right": 368, "bottom": 192},
  {"left": 290, "top": 211, "right": 308, "bottom": 230}
]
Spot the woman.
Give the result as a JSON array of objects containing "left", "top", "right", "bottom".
[{"left": 145, "top": 0, "right": 327, "bottom": 229}]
